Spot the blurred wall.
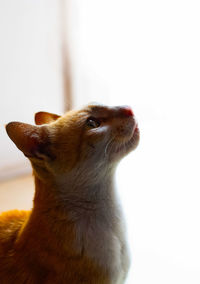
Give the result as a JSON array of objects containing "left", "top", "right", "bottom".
[{"left": 0, "top": 1, "right": 63, "bottom": 180}]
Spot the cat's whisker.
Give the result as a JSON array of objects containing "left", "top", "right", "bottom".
[{"left": 104, "top": 136, "right": 116, "bottom": 157}]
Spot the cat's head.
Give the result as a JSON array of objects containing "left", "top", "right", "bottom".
[{"left": 6, "top": 104, "right": 139, "bottom": 182}]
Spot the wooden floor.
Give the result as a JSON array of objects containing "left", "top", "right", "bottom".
[{"left": 0, "top": 175, "right": 34, "bottom": 213}]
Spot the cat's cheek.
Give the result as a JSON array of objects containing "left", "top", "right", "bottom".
[
  {"left": 87, "top": 142, "right": 95, "bottom": 149},
  {"left": 87, "top": 125, "right": 110, "bottom": 136},
  {"left": 113, "top": 117, "right": 136, "bottom": 142}
]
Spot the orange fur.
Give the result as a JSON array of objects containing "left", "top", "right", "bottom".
[{"left": 0, "top": 104, "right": 139, "bottom": 283}]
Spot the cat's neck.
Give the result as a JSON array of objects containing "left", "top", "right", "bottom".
[
  {"left": 16, "top": 170, "right": 119, "bottom": 253},
  {"left": 32, "top": 165, "right": 117, "bottom": 216}
]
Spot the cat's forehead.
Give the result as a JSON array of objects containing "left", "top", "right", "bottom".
[
  {"left": 86, "top": 104, "right": 110, "bottom": 116},
  {"left": 84, "top": 104, "right": 132, "bottom": 119},
  {"left": 59, "top": 104, "right": 133, "bottom": 124},
  {"left": 62, "top": 104, "right": 109, "bottom": 119},
  {"left": 84, "top": 104, "right": 127, "bottom": 118}
]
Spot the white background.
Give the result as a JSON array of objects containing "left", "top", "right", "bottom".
[
  {"left": 1, "top": 1, "right": 200, "bottom": 283},
  {"left": 0, "top": 1, "right": 63, "bottom": 179}
]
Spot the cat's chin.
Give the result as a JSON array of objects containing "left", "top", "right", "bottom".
[{"left": 109, "top": 125, "right": 140, "bottom": 162}]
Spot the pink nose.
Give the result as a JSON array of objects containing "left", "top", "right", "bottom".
[{"left": 121, "top": 106, "right": 134, "bottom": 117}]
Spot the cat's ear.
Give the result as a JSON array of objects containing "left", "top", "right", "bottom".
[
  {"left": 6, "top": 122, "right": 50, "bottom": 159},
  {"left": 35, "top": 111, "right": 60, "bottom": 125}
]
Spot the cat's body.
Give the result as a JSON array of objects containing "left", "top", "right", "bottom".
[{"left": 0, "top": 104, "right": 139, "bottom": 283}]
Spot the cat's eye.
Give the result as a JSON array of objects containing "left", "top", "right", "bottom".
[{"left": 86, "top": 117, "right": 100, "bottom": 128}]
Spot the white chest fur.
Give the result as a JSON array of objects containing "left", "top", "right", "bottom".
[{"left": 72, "top": 198, "right": 130, "bottom": 283}]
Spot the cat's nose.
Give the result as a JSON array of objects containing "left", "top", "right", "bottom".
[{"left": 120, "top": 106, "right": 134, "bottom": 117}]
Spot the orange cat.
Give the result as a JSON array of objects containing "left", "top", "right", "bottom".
[{"left": 0, "top": 104, "right": 139, "bottom": 284}]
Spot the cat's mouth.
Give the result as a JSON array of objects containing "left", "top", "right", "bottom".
[
  {"left": 107, "top": 124, "right": 140, "bottom": 160},
  {"left": 115, "top": 124, "right": 139, "bottom": 154}
]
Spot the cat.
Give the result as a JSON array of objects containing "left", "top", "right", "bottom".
[{"left": 0, "top": 103, "right": 139, "bottom": 284}]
